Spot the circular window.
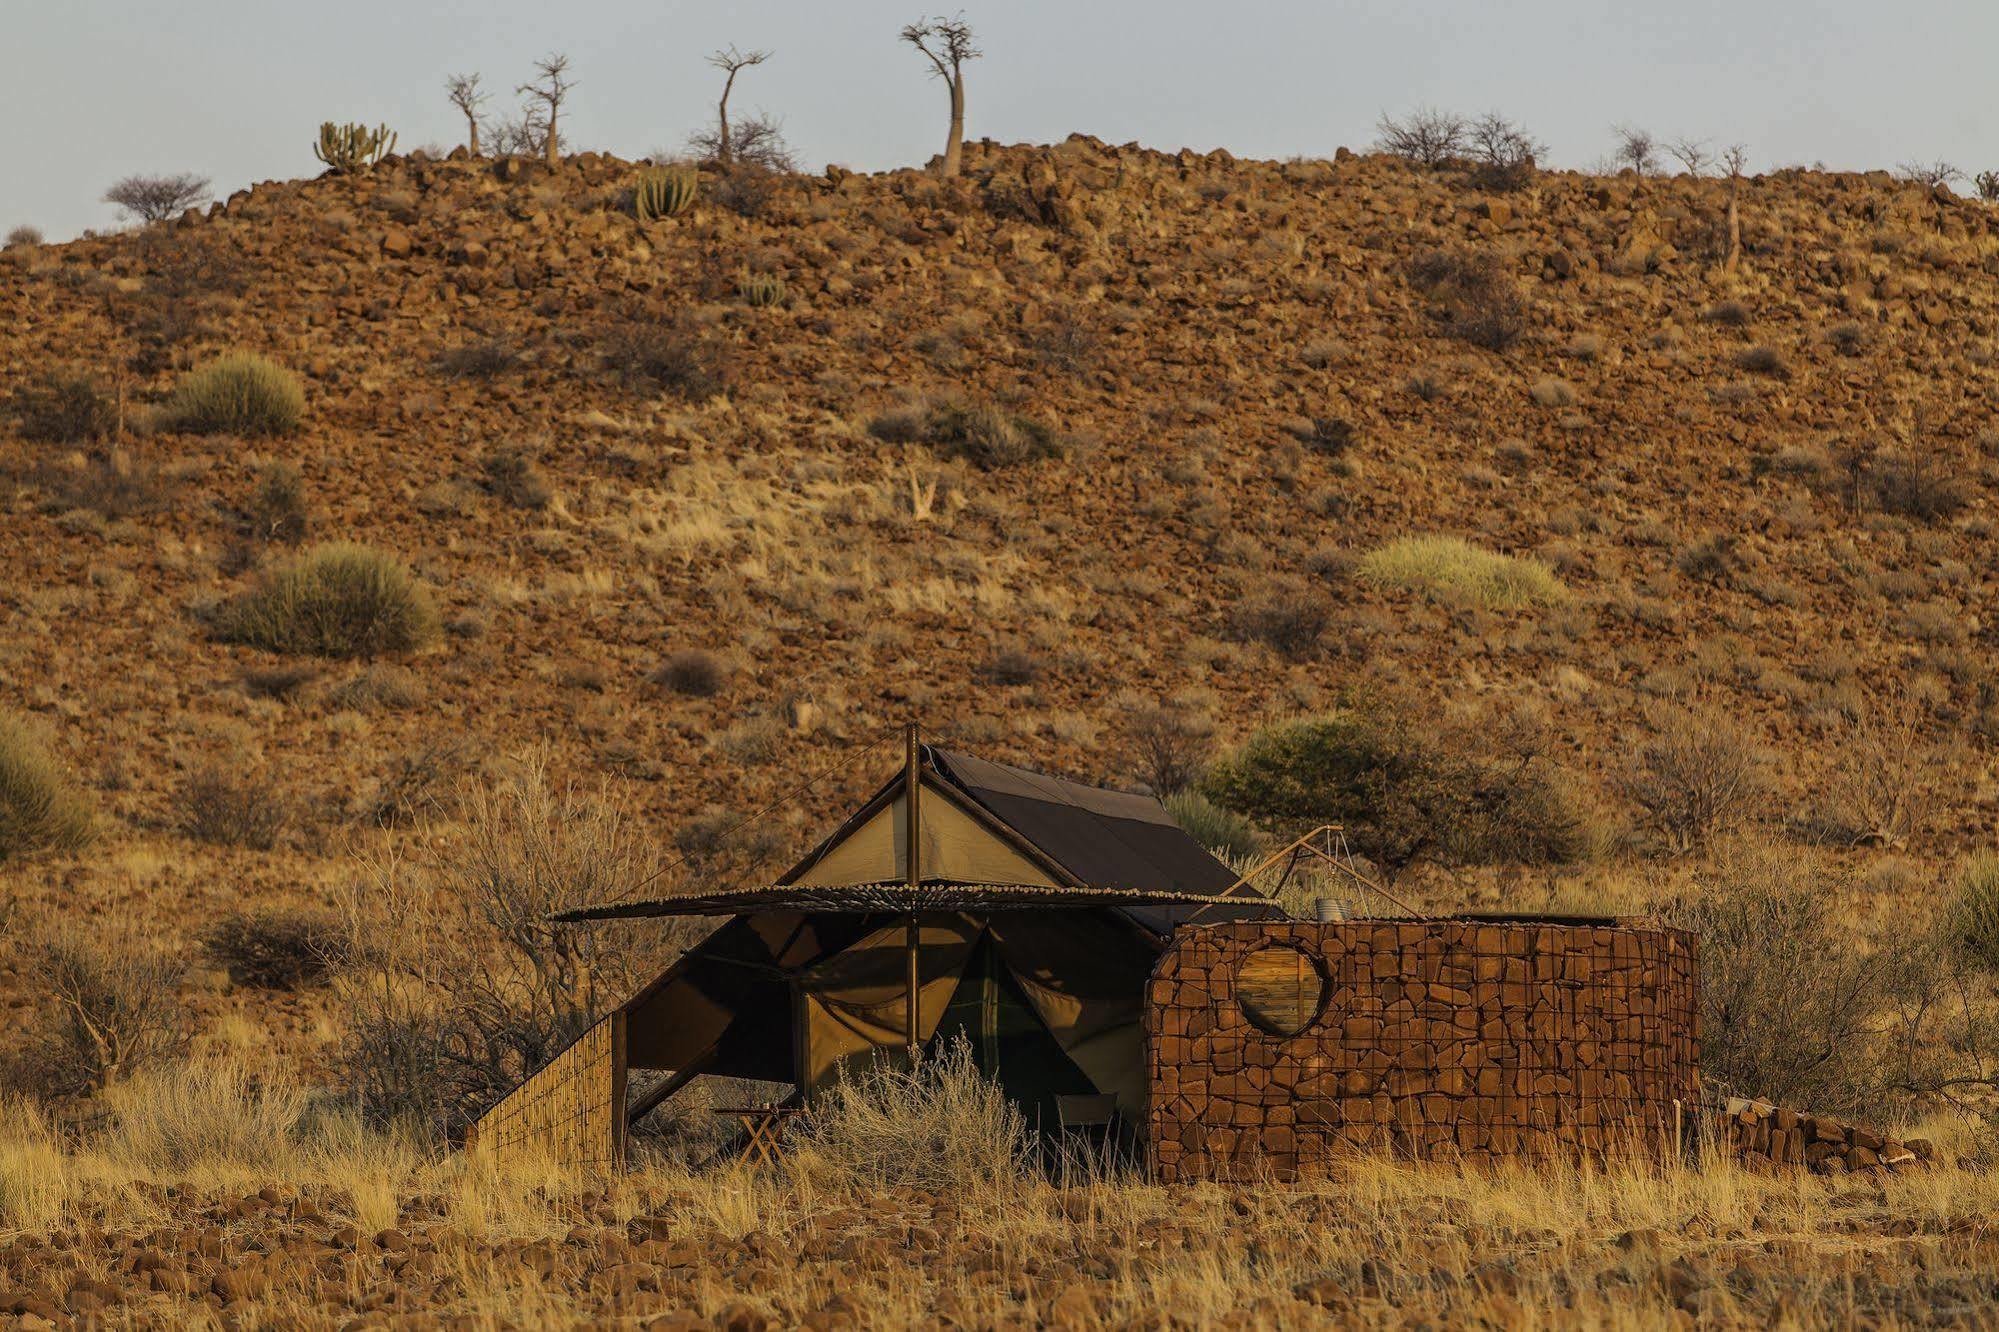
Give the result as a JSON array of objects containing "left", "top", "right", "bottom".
[{"left": 1233, "top": 945, "right": 1327, "bottom": 1037}]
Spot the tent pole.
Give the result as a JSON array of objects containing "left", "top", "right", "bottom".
[{"left": 904, "top": 722, "right": 921, "bottom": 1056}]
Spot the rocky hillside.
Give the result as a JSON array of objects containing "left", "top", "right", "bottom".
[{"left": 5, "top": 136, "right": 1999, "bottom": 956}]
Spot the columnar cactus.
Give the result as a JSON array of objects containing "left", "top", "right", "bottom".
[
  {"left": 737, "top": 272, "right": 787, "bottom": 309},
  {"left": 634, "top": 167, "right": 699, "bottom": 222},
  {"left": 314, "top": 122, "right": 398, "bottom": 175}
]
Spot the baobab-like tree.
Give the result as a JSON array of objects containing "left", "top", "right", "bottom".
[
  {"left": 446, "top": 73, "right": 488, "bottom": 156},
  {"left": 901, "top": 16, "right": 979, "bottom": 178},
  {"left": 705, "top": 45, "right": 770, "bottom": 167},
  {"left": 1721, "top": 144, "right": 1749, "bottom": 270},
  {"left": 519, "top": 54, "right": 575, "bottom": 167}
]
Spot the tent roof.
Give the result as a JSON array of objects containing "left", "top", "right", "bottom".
[{"left": 553, "top": 881, "right": 1233, "bottom": 923}]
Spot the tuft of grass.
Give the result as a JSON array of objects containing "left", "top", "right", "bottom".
[
  {"left": 217, "top": 543, "right": 438, "bottom": 659},
  {"left": 1164, "top": 790, "right": 1263, "bottom": 860},
  {"left": 1952, "top": 853, "right": 1999, "bottom": 974},
  {"left": 0, "top": 713, "right": 94, "bottom": 861},
  {"left": 1357, "top": 536, "right": 1566, "bottom": 609},
  {"left": 166, "top": 353, "right": 305, "bottom": 437},
  {"left": 102, "top": 1061, "right": 309, "bottom": 1174},
  {"left": 793, "top": 1040, "right": 1031, "bottom": 1193}
]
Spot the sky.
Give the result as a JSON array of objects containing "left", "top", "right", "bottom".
[{"left": 7, "top": 0, "right": 1996, "bottom": 240}]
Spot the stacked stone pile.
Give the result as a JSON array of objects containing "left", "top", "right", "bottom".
[{"left": 1718, "top": 1098, "right": 1935, "bottom": 1175}]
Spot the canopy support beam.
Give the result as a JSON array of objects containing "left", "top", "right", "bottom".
[{"left": 903, "top": 721, "right": 922, "bottom": 1055}]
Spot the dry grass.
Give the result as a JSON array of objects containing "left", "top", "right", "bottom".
[
  {"left": 0, "top": 712, "right": 94, "bottom": 861},
  {"left": 1357, "top": 536, "right": 1567, "bottom": 609}
]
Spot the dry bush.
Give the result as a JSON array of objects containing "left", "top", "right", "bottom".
[
  {"left": 1357, "top": 536, "right": 1565, "bottom": 609},
  {"left": 1466, "top": 112, "right": 1544, "bottom": 192},
  {"left": 707, "top": 162, "right": 783, "bottom": 218},
  {"left": 1704, "top": 300, "right": 1752, "bottom": 327},
  {"left": 1121, "top": 702, "right": 1215, "bottom": 795},
  {"left": 0, "top": 714, "right": 94, "bottom": 862},
  {"left": 165, "top": 353, "right": 304, "bottom": 437},
  {"left": 598, "top": 314, "right": 733, "bottom": 398},
  {"left": 10, "top": 372, "right": 116, "bottom": 443},
  {"left": 1202, "top": 702, "right": 1584, "bottom": 880},
  {"left": 1861, "top": 453, "right": 1968, "bottom": 523},
  {"left": 1951, "top": 854, "right": 1999, "bottom": 975},
  {"left": 794, "top": 1040, "right": 1031, "bottom": 1192},
  {"left": 243, "top": 461, "right": 311, "bottom": 546},
  {"left": 5, "top": 225, "right": 42, "bottom": 248},
  {"left": 979, "top": 646, "right": 1046, "bottom": 686},
  {"left": 478, "top": 443, "right": 552, "bottom": 509},
  {"left": 436, "top": 337, "right": 523, "bottom": 379},
  {"left": 104, "top": 173, "right": 210, "bottom": 225},
  {"left": 1665, "top": 845, "right": 1877, "bottom": 1114},
  {"left": 1618, "top": 706, "right": 1765, "bottom": 854},
  {"left": 329, "top": 665, "right": 421, "bottom": 712},
  {"left": 1405, "top": 250, "right": 1524, "bottom": 351},
  {"left": 11, "top": 926, "right": 189, "bottom": 1096},
  {"left": 870, "top": 401, "right": 1066, "bottom": 470},
  {"left": 362, "top": 740, "right": 468, "bottom": 829},
  {"left": 1226, "top": 584, "right": 1332, "bottom": 659},
  {"left": 1805, "top": 698, "right": 1944, "bottom": 848},
  {"left": 217, "top": 543, "right": 438, "bottom": 659},
  {"left": 1374, "top": 108, "right": 1467, "bottom": 166},
  {"left": 1734, "top": 345, "right": 1790, "bottom": 377},
  {"left": 201, "top": 909, "right": 349, "bottom": 988},
  {"left": 649, "top": 649, "right": 728, "bottom": 697},
  {"left": 34, "top": 449, "right": 171, "bottom": 520},
  {"left": 180, "top": 764, "right": 289, "bottom": 849},
  {"left": 339, "top": 761, "right": 685, "bottom": 1139}
]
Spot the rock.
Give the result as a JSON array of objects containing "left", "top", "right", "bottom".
[{"left": 381, "top": 228, "right": 413, "bottom": 258}]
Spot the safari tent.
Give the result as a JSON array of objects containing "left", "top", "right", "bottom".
[{"left": 466, "top": 737, "right": 1278, "bottom": 1169}]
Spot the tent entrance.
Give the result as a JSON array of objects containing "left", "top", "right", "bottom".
[{"left": 930, "top": 932, "right": 1096, "bottom": 1135}]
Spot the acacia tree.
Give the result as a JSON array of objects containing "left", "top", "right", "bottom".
[
  {"left": 1375, "top": 108, "right": 1467, "bottom": 167},
  {"left": 104, "top": 174, "right": 210, "bottom": 226},
  {"left": 446, "top": 73, "right": 488, "bottom": 156},
  {"left": 1612, "top": 124, "right": 1658, "bottom": 176},
  {"left": 901, "top": 15, "right": 979, "bottom": 178},
  {"left": 1666, "top": 136, "right": 1710, "bottom": 176},
  {"left": 705, "top": 45, "right": 770, "bottom": 166},
  {"left": 519, "top": 54, "right": 575, "bottom": 167}
]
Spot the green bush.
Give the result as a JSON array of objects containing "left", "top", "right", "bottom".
[
  {"left": 218, "top": 543, "right": 437, "bottom": 659},
  {"left": 0, "top": 714, "right": 94, "bottom": 861},
  {"left": 1164, "top": 790, "right": 1262, "bottom": 861},
  {"left": 1357, "top": 536, "right": 1565, "bottom": 609},
  {"left": 1200, "top": 705, "right": 1582, "bottom": 879},
  {"left": 167, "top": 353, "right": 305, "bottom": 437},
  {"left": 1952, "top": 853, "right": 1999, "bottom": 973}
]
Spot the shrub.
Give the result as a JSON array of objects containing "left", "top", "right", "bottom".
[
  {"left": 1734, "top": 344, "right": 1790, "bottom": 377},
  {"left": 1201, "top": 705, "right": 1583, "bottom": 880},
  {"left": 1827, "top": 321, "right": 1867, "bottom": 356},
  {"left": 1226, "top": 585, "right": 1332, "bottom": 658},
  {"left": 4, "top": 225, "right": 42, "bottom": 248},
  {"left": 328, "top": 665, "right": 421, "bottom": 712},
  {"left": 201, "top": 908, "right": 349, "bottom": 988},
  {"left": 1466, "top": 112, "right": 1544, "bottom": 192},
  {"left": 19, "top": 926, "right": 189, "bottom": 1094},
  {"left": 362, "top": 740, "right": 467, "bottom": 828},
  {"left": 436, "top": 338, "right": 523, "bottom": 379},
  {"left": 1863, "top": 454, "right": 1967, "bottom": 522},
  {"left": 708, "top": 162, "right": 781, "bottom": 218},
  {"left": 1357, "top": 536, "right": 1565, "bottom": 609},
  {"left": 244, "top": 461, "right": 311, "bottom": 545},
  {"left": 1703, "top": 300, "right": 1752, "bottom": 327},
  {"left": 35, "top": 449, "right": 170, "bottom": 519},
  {"left": 217, "top": 542, "right": 438, "bottom": 659},
  {"left": 869, "top": 401, "right": 1066, "bottom": 469},
  {"left": 11, "top": 372, "right": 115, "bottom": 443},
  {"left": 1665, "top": 847, "right": 1877, "bottom": 1114},
  {"left": 1122, "top": 703, "right": 1215, "bottom": 796},
  {"left": 1375, "top": 108, "right": 1467, "bottom": 166},
  {"left": 599, "top": 316, "right": 733, "bottom": 398},
  {"left": 1952, "top": 853, "right": 1999, "bottom": 973},
  {"left": 1617, "top": 706, "right": 1765, "bottom": 854},
  {"left": 650, "top": 649, "right": 728, "bottom": 697},
  {"left": 794, "top": 1039, "right": 1030, "bottom": 1192},
  {"left": 1164, "top": 790, "right": 1262, "bottom": 860},
  {"left": 180, "top": 765, "right": 288, "bottom": 850},
  {"left": 1286, "top": 415, "right": 1358, "bottom": 456},
  {"left": 103, "top": 173, "right": 210, "bottom": 225},
  {"left": 478, "top": 444, "right": 551, "bottom": 510},
  {"left": 980, "top": 647, "right": 1045, "bottom": 686},
  {"left": 1406, "top": 250, "right": 1523, "bottom": 350},
  {"left": 0, "top": 715, "right": 93, "bottom": 862},
  {"left": 166, "top": 353, "right": 305, "bottom": 437},
  {"left": 1529, "top": 377, "right": 1576, "bottom": 407}
]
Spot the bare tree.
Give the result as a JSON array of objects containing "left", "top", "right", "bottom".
[
  {"left": 1612, "top": 125, "right": 1658, "bottom": 176},
  {"left": 104, "top": 173, "right": 211, "bottom": 226},
  {"left": 1466, "top": 112, "right": 1543, "bottom": 191},
  {"left": 518, "top": 53, "right": 575, "bottom": 167},
  {"left": 705, "top": 45, "right": 771, "bottom": 167},
  {"left": 1666, "top": 136, "right": 1710, "bottom": 176},
  {"left": 901, "top": 15, "right": 979, "bottom": 178},
  {"left": 1898, "top": 159, "right": 1961, "bottom": 190},
  {"left": 446, "top": 73, "right": 488, "bottom": 157},
  {"left": 1721, "top": 143, "right": 1748, "bottom": 270},
  {"left": 1375, "top": 108, "right": 1467, "bottom": 167}
]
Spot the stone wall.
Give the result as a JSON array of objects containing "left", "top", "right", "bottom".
[
  {"left": 1719, "top": 1098, "right": 1935, "bottom": 1175},
  {"left": 1146, "top": 920, "right": 1700, "bottom": 1182}
]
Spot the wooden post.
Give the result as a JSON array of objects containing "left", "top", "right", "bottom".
[{"left": 904, "top": 722, "right": 921, "bottom": 1057}]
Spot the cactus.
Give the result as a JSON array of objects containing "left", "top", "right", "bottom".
[
  {"left": 634, "top": 167, "right": 699, "bottom": 222},
  {"left": 737, "top": 272, "right": 788, "bottom": 309},
  {"left": 314, "top": 122, "right": 398, "bottom": 175}
]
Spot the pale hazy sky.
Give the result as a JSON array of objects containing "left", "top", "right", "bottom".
[{"left": 8, "top": 0, "right": 1996, "bottom": 240}]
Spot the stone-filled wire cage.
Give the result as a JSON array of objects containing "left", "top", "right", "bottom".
[{"left": 1146, "top": 919, "right": 1700, "bottom": 1181}]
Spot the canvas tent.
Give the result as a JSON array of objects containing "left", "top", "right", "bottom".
[{"left": 466, "top": 737, "right": 1278, "bottom": 1169}]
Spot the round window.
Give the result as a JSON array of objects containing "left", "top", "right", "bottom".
[{"left": 1234, "top": 945, "right": 1327, "bottom": 1037}]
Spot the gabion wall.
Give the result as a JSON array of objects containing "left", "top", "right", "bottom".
[{"left": 1146, "top": 920, "right": 1700, "bottom": 1181}]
